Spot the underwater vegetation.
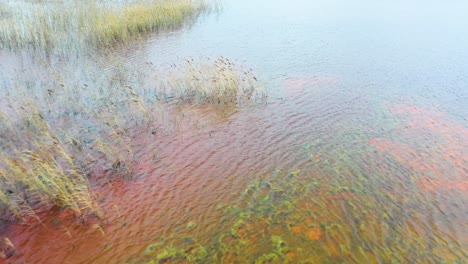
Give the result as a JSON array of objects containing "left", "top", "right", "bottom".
[
  {"left": 131, "top": 103, "right": 468, "bottom": 262},
  {"left": 134, "top": 158, "right": 466, "bottom": 263}
]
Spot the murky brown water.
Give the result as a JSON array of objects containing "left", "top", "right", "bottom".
[{"left": 1, "top": 0, "right": 468, "bottom": 263}]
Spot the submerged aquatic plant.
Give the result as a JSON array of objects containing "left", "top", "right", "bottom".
[{"left": 133, "top": 153, "right": 466, "bottom": 263}]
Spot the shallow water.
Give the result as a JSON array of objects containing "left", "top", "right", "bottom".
[{"left": 1, "top": 0, "right": 467, "bottom": 263}]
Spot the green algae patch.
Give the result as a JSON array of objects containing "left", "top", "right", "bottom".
[{"left": 132, "top": 158, "right": 466, "bottom": 263}]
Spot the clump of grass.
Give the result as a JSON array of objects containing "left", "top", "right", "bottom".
[
  {"left": 0, "top": 76, "right": 145, "bottom": 221},
  {"left": 88, "top": 0, "right": 209, "bottom": 47},
  {"left": 0, "top": 54, "right": 265, "bottom": 221},
  {"left": 162, "top": 56, "right": 266, "bottom": 105},
  {"left": 0, "top": 0, "right": 210, "bottom": 53},
  {"left": 0, "top": 108, "right": 99, "bottom": 220},
  {"left": 0, "top": 104, "right": 138, "bottom": 221},
  {"left": 0, "top": 1, "right": 77, "bottom": 52}
]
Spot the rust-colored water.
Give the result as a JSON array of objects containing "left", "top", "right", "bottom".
[
  {"left": 2, "top": 75, "right": 467, "bottom": 263},
  {"left": 1, "top": 74, "right": 329, "bottom": 262},
  {"left": 2, "top": 0, "right": 468, "bottom": 262}
]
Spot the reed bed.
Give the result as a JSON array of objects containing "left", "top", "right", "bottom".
[
  {"left": 0, "top": 73, "right": 145, "bottom": 221},
  {"left": 0, "top": 108, "right": 96, "bottom": 220},
  {"left": 0, "top": 57, "right": 265, "bottom": 221},
  {"left": 89, "top": 0, "right": 209, "bottom": 47},
  {"left": 0, "top": 0, "right": 210, "bottom": 53},
  {"left": 0, "top": 103, "right": 133, "bottom": 221},
  {"left": 162, "top": 56, "right": 267, "bottom": 105}
]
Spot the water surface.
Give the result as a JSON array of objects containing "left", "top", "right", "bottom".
[{"left": 1, "top": 0, "right": 467, "bottom": 263}]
